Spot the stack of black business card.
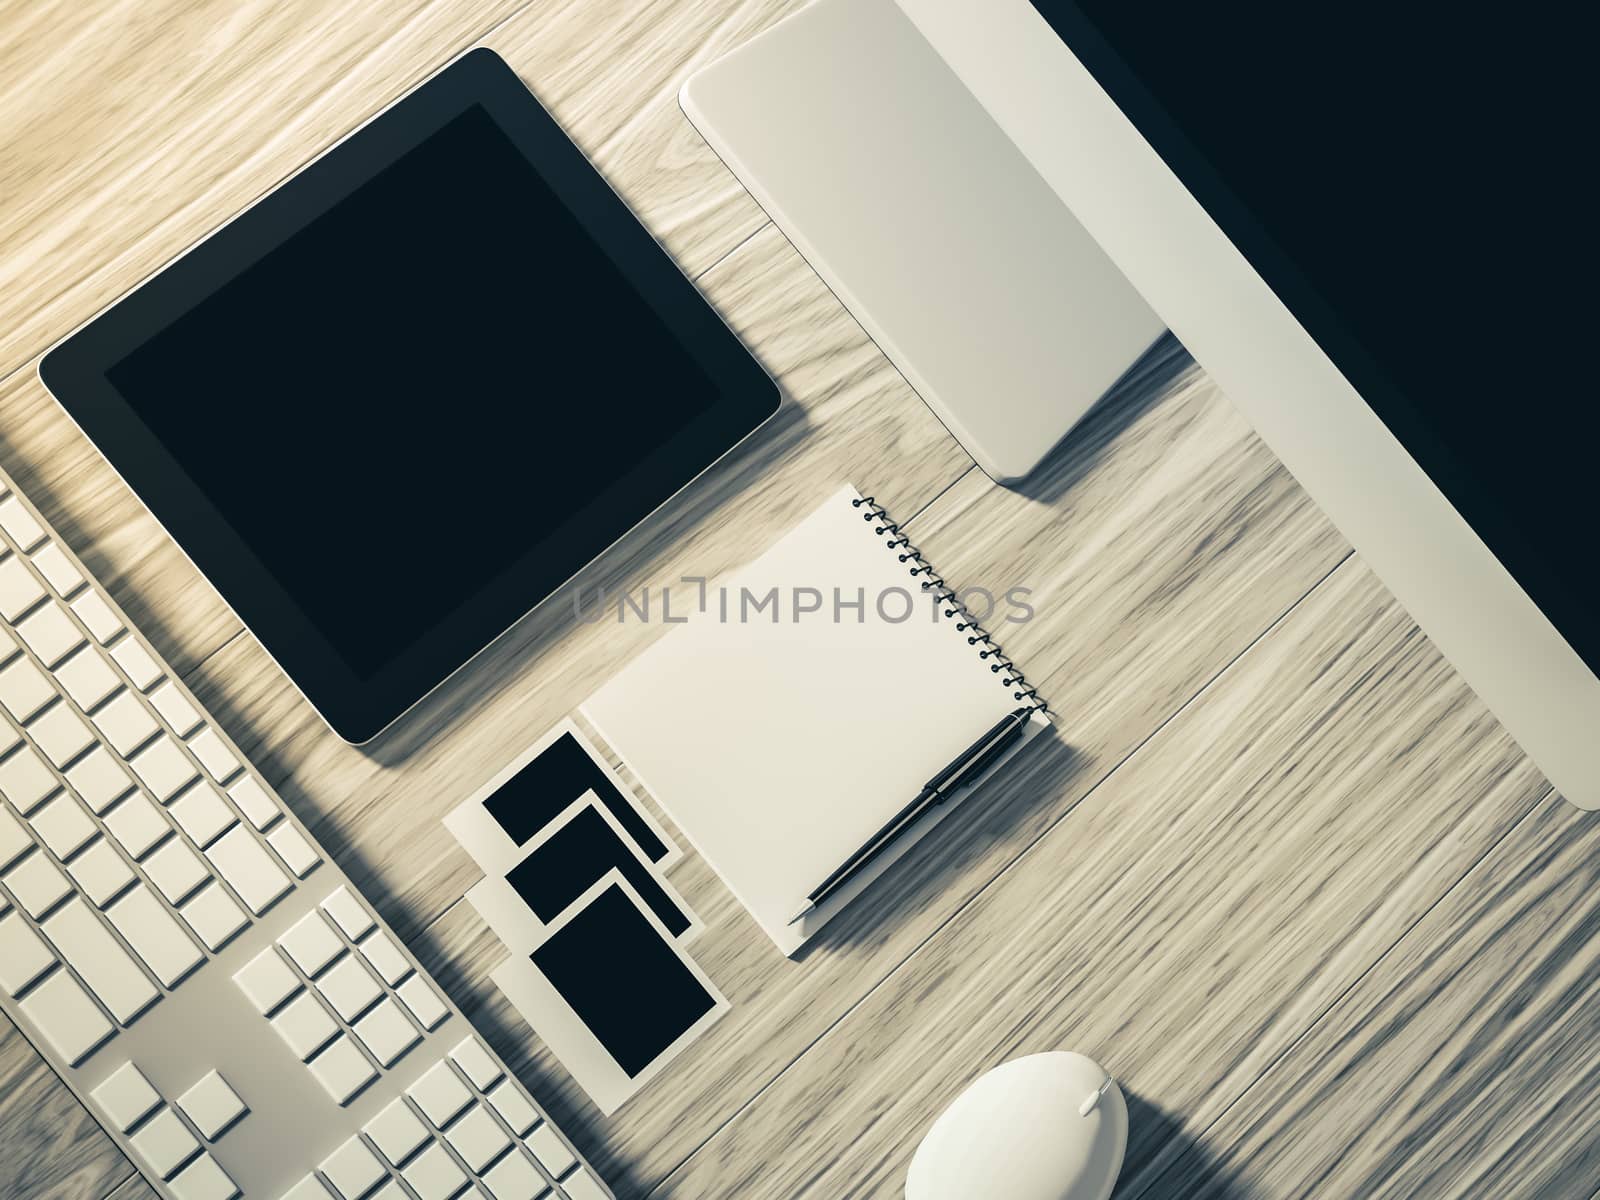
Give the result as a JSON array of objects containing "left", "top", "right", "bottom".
[{"left": 444, "top": 719, "right": 727, "bottom": 1115}]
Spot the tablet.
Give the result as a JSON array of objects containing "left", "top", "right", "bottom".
[{"left": 40, "top": 49, "right": 778, "bottom": 743}]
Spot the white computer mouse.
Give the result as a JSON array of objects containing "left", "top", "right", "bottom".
[{"left": 905, "top": 1051, "right": 1127, "bottom": 1200}]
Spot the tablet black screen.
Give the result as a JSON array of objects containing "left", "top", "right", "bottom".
[
  {"left": 105, "top": 102, "right": 714, "bottom": 682},
  {"left": 45, "top": 50, "right": 778, "bottom": 741}
]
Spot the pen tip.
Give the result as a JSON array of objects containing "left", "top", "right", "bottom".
[{"left": 786, "top": 901, "right": 813, "bottom": 926}]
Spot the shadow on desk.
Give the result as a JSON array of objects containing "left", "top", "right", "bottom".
[
  {"left": 1018, "top": 332, "right": 1197, "bottom": 508},
  {"left": 362, "top": 393, "right": 813, "bottom": 768},
  {"left": 1121, "top": 1088, "right": 1257, "bottom": 1200}
]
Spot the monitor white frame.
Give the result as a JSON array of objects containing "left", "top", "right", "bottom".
[{"left": 900, "top": 0, "right": 1600, "bottom": 808}]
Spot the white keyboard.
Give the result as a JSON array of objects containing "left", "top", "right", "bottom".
[{"left": 0, "top": 468, "right": 611, "bottom": 1200}]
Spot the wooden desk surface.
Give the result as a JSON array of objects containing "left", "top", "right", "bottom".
[{"left": 3, "top": 3, "right": 1597, "bottom": 1198}]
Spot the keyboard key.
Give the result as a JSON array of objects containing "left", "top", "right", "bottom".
[
  {"left": 129, "top": 735, "right": 198, "bottom": 801},
  {"left": 278, "top": 910, "right": 345, "bottom": 976},
  {"left": 226, "top": 775, "right": 279, "bottom": 830},
  {"left": 560, "top": 1170, "right": 607, "bottom": 1200},
  {"left": 106, "top": 884, "right": 204, "bottom": 987},
  {"left": 188, "top": 727, "right": 240, "bottom": 782},
  {"left": 130, "top": 1106, "right": 200, "bottom": 1179},
  {"left": 169, "top": 1152, "right": 239, "bottom": 1200},
  {"left": 144, "top": 837, "right": 209, "bottom": 904},
  {"left": 16, "top": 603, "right": 84, "bottom": 666},
  {"left": 31, "top": 543, "right": 84, "bottom": 596},
  {"left": 366, "top": 1107, "right": 432, "bottom": 1171},
  {"left": 150, "top": 681, "right": 202, "bottom": 735},
  {"left": 0, "top": 805, "right": 32, "bottom": 869},
  {"left": 5, "top": 850, "right": 73, "bottom": 917},
  {"left": 407, "top": 1061, "right": 473, "bottom": 1128},
  {"left": 65, "top": 745, "right": 134, "bottom": 813},
  {"left": 368, "top": 1182, "right": 406, "bottom": 1200},
  {"left": 320, "top": 1134, "right": 386, "bottom": 1200},
  {"left": 444, "top": 1104, "right": 510, "bottom": 1173},
  {"left": 0, "top": 722, "right": 15, "bottom": 756},
  {"left": 110, "top": 637, "right": 162, "bottom": 689},
  {"left": 91, "top": 1062, "right": 161, "bottom": 1131},
  {"left": 19, "top": 968, "right": 114, "bottom": 1065},
  {"left": 205, "top": 825, "right": 290, "bottom": 914},
  {"left": 481, "top": 1149, "right": 548, "bottom": 1200},
  {"left": 267, "top": 821, "right": 319, "bottom": 877},
  {"left": 484, "top": 1079, "right": 537, "bottom": 1137},
  {"left": 0, "top": 495, "right": 46, "bottom": 550},
  {"left": 357, "top": 930, "right": 411, "bottom": 986},
  {"left": 68, "top": 837, "right": 135, "bottom": 907},
  {"left": 401, "top": 1142, "right": 469, "bottom": 1200},
  {"left": 353, "top": 997, "right": 421, "bottom": 1068},
  {"left": 104, "top": 793, "right": 170, "bottom": 859},
  {"left": 177, "top": 1070, "right": 247, "bottom": 1140},
  {"left": 29, "top": 702, "right": 95, "bottom": 767},
  {"left": 43, "top": 897, "right": 159, "bottom": 1023},
  {"left": 233, "top": 947, "right": 302, "bottom": 1015},
  {"left": 272, "top": 991, "right": 339, "bottom": 1060},
  {"left": 315, "top": 954, "right": 383, "bottom": 1022},
  {"left": 179, "top": 881, "right": 249, "bottom": 951},
  {"left": 0, "top": 656, "right": 56, "bottom": 721},
  {"left": 450, "top": 1037, "right": 503, "bottom": 1091},
  {"left": 0, "top": 910, "right": 55, "bottom": 994},
  {"left": 0, "top": 744, "right": 56, "bottom": 813},
  {"left": 365, "top": 1097, "right": 431, "bottom": 1167},
  {"left": 93, "top": 690, "right": 160, "bottom": 755},
  {"left": 27, "top": 792, "right": 96, "bottom": 858},
  {"left": 524, "top": 1125, "right": 575, "bottom": 1179},
  {"left": 55, "top": 646, "right": 121, "bottom": 709},
  {"left": 281, "top": 1176, "right": 336, "bottom": 1200},
  {"left": 170, "top": 783, "right": 236, "bottom": 848},
  {"left": 321, "top": 886, "right": 375, "bottom": 940},
  {"left": 308, "top": 1035, "right": 377, "bottom": 1105},
  {"left": 397, "top": 974, "right": 447, "bottom": 1030},
  {"left": 0, "top": 553, "right": 45, "bottom": 620},
  {"left": 71, "top": 591, "right": 122, "bottom": 643}
]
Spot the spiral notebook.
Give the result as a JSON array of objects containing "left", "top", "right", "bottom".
[{"left": 581, "top": 485, "right": 1051, "bottom": 954}]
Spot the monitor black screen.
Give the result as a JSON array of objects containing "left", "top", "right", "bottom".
[{"left": 1033, "top": 1, "right": 1596, "bottom": 673}]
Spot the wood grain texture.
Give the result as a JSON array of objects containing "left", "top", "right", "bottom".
[
  {"left": 99, "top": 1174, "right": 156, "bottom": 1200},
  {"left": 0, "top": 1013, "right": 131, "bottom": 1200},
  {"left": 399, "top": 341, "right": 1359, "bottom": 1196},
  {"left": 1153, "top": 788, "right": 1600, "bottom": 1199},
  {"left": 0, "top": 0, "right": 532, "bottom": 379},
  {"left": 651, "top": 559, "right": 1550, "bottom": 1198},
  {"left": 484, "top": 0, "right": 809, "bottom": 277}
]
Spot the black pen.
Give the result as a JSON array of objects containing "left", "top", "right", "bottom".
[{"left": 786, "top": 706, "right": 1034, "bottom": 926}]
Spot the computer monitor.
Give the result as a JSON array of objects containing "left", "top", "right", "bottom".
[{"left": 894, "top": 0, "right": 1597, "bottom": 807}]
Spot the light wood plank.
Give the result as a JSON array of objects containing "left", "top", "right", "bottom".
[
  {"left": 648, "top": 559, "right": 1548, "bottom": 1198},
  {"left": 99, "top": 1173, "right": 155, "bottom": 1200},
  {"left": 402, "top": 342, "right": 1355, "bottom": 1194},
  {"left": 485, "top": 0, "right": 808, "bottom": 276},
  {"left": 2, "top": 0, "right": 797, "bottom": 384},
  {"left": 0, "top": 1014, "right": 131, "bottom": 1200},
  {"left": 0, "top": 0, "right": 535, "bottom": 380},
  {"left": 1151, "top": 788, "right": 1600, "bottom": 1199}
]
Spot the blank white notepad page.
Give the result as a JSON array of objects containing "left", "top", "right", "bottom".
[{"left": 582, "top": 486, "right": 1047, "bottom": 954}]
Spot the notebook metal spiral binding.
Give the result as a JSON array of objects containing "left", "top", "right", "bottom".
[{"left": 852, "top": 495, "right": 1049, "bottom": 715}]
